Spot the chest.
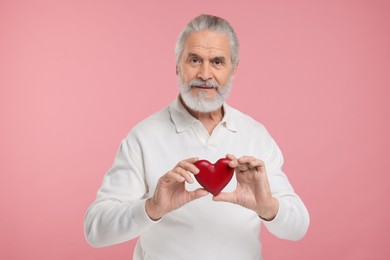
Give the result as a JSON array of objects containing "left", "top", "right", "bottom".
[{"left": 139, "top": 125, "right": 267, "bottom": 195}]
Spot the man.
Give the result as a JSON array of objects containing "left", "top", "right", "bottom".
[{"left": 84, "top": 14, "right": 309, "bottom": 259}]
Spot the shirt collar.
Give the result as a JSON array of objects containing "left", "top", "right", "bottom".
[{"left": 169, "top": 96, "right": 238, "bottom": 133}]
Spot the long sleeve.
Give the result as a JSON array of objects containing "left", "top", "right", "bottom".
[
  {"left": 263, "top": 135, "right": 310, "bottom": 240},
  {"left": 84, "top": 136, "right": 157, "bottom": 247}
]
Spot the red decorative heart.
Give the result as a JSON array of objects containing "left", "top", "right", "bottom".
[{"left": 194, "top": 158, "right": 234, "bottom": 196}]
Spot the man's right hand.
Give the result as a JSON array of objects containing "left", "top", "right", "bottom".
[{"left": 145, "top": 157, "right": 209, "bottom": 221}]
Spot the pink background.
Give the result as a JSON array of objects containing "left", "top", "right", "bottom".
[{"left": 1, "top": 0, "right": 389, "bottom": 259}]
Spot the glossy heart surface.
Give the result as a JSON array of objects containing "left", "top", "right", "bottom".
[{"left": 194, "top": 158, "right": 234, "bottom": 196}]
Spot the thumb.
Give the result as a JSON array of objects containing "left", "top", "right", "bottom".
[
  {"left": 189, "top": 188, "right": 209, "bottom": 201},
  {"left": 212, "top": 192, "right": 236, "bottom": 203}
]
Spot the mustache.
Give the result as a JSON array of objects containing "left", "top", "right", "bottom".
[{"left": 189, "top": 79, "right": 219, "bottom": 88}]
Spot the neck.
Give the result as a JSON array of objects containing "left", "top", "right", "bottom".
[{"left": 179, "top": 95, "right": 224, "bottom": 134}]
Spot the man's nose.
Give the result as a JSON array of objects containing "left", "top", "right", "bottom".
[{"left": 197, "top": 63, "right": 212, "bottom": 81}]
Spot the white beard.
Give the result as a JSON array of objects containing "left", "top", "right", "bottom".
[{"left": 178, "top": 75, "right": 233, "bottom": 113}]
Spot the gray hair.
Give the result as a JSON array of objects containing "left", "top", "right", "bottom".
[{"left": 175, "top": 14, "right": 240, "bottom": 69}]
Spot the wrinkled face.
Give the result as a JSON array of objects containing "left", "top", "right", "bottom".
[{"left": 177, "top": 30, "right": 236, "bottom": 113}]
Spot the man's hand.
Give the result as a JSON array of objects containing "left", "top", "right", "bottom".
[
  {"left": 145, "top": 158, "right": 209, "bottom": 221},
  {"left": 213, "top": 154, "right": 279, "bottom": 221}
]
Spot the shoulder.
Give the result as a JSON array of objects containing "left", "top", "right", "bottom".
[
  {"left": 125, "top": 105, "right": 173, "bottom": 141},
  {"left": 228, "top": 105, "right": 269, "bottom": 134},
  {"left": 228, "top": 105, "right": 282, "bottom": 161}
]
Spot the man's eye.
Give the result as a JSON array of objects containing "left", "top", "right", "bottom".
[
  {"left": 213, "top": 60, "right": 223, "bottom": 65},
  {"left": 190, "top": 58, "right": 200, "bottom": 63}
]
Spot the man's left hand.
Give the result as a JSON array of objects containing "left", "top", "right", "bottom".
[{"left": 213, "top": 154, "right": 279, "bottom": 221}]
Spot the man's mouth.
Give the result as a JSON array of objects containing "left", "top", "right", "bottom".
[{"left": 192, "top": 85, "right": 214, "bottom": 89}]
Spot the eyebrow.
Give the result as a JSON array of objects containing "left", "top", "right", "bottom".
[
  {"left": 187, "top": 53, "right": 227, "bottom": 62},
  {"left": 187, "top": 53, "right": 202, "bottom": 59},
  {"left": 212, "top": 56, "right": 226, "bottom": 62}
]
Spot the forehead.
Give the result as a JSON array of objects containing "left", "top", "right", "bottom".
[{"left": 183, "top": 30, "right": 231, "bottom": 58}]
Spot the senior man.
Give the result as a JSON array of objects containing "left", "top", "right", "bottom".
[{"left": 84, "top": 14, "right": 310, "bottom": 259}]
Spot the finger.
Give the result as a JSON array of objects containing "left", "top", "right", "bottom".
[
  {"left": 178, "top": 158, "right": 200, "bottom": 174},
  {"left": 226, "top": 154, "right": 238, "bottom": 168},
  {"left": 189, "top": 188, "right": 209, "bottom": 200},
  {"left": 166, "top": 171, "right": 186, "bottom": 183},
  {"left": 172, "top": 167, "right": 194, "bottom": 184},
  {"left": 237, "top": 156, "right": 256, "bottom": 164},
  {"left": 184, "top": 157, "right": 199, "bottom": 163},
  {"left": 249, "top": 159, "right": 265, "bottom": 170},
  {"left": 226, "top": 154, "right": 237, "bottom": 160},
  {"left": 237, "top": 163, "right": 250, "bottom": 172},
  {"left": 212, "top": 192, "right": 237, "bottom": 204},
  {"left": 237, "top": 156, "right": 260, "bottom": 171}
]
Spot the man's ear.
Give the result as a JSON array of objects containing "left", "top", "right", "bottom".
[{"left": 176, "top": 65, "right": 179, "bottom": 75}]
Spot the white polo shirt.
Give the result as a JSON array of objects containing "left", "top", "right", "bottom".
[{"left": 84, "top": 98, "right": 309, "bottom": 260}]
